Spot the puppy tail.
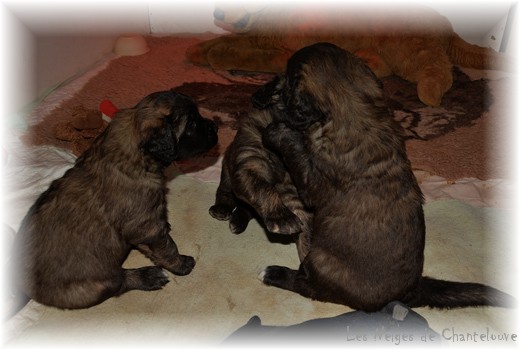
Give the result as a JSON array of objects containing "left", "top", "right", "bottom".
[{"left": 406, "top": 276, "right": 516, "bottom": 309}]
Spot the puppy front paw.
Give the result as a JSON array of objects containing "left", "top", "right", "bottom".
[
  {"left": 171, "top": 255, "right": 195, "bottom": 276},
  {"left": 262, "top": 122, "right": 288, "bottom": 151},
  {"left": 264, "top": 206, "right": 303, "bottom": 234}
]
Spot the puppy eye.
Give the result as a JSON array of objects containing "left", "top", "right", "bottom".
[
  {"left": 184, "top": 120, "right": 197, "bottom": 134},
  {"left": 187, "top": 120, "right": 195, "bottom": 129}
]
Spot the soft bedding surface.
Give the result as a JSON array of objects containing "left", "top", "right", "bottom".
[
  {"left": 3, "top": 170, "right": 517, "bottom": 347},
  {"left": 2, "top": 34, "right": 517, "bottom": 347}
]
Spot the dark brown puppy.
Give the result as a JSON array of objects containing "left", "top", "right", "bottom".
[
  {"left": 209, "top": 95, "right": 312, "bottom": 261},
  {"left": 12, "top": 90, "right": 218, "bottom": 309},
  {"left": 259, "top": 43, "right": 514, "bottom": 311}
]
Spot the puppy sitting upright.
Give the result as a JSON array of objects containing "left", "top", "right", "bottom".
[
  {"left": 12, "top": 90, "right": 218, "bottom": 309},
  {"left": 259, "top": 43, "right": 514, "bottom": 311}
]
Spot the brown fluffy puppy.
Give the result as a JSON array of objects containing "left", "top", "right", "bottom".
[
  {"left": 12, "top": 90, "right": 218, "bottom": 309},
  {"left": 209, "top": 90, "right": 312, "bottom": 261},
  {"left": 259, "top": 43, "right": 514, "bottom": 311}
]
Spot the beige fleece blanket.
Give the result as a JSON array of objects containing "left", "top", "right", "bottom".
[{"left": 4, "top": 169, "right": 517, "bottom": 347}]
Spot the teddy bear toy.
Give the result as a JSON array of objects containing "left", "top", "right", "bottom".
[{"left": 186, "top": 4, "right": 507, "bottom": 106}]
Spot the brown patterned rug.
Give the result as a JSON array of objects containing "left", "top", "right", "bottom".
[
  {"left": 385, "top": 67, "right": 491, "bottom": 141},
  {"left": 174, "top": 66, "right": 491, "bottom": 142},
  {"left": 23, "top": 35, "right": 507, "bottom": 181}
]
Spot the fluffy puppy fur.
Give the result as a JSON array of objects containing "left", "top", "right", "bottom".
[
  {"left": 12, "top": 90, "right": 218, "bottom": 309},
  {"left": 209, "top": 87, "right": 311, "bottom": 261},
  {"left": 258, "top": 43, "right": 514, "bottom": 311}
]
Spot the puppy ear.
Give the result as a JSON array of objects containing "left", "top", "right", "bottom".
[
  {"left": 287, "top": 80, "right": 327, "bottom": 130},
  {"left": 140, "top": 122, "right": 178, "bottom": 166},
  {"left": 348, "top": 57, "right": 385, "bottom": 103},
  {"left": 251, "top": 76, "right": 281, "bottom": 109}
]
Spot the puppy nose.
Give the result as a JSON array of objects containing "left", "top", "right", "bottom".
[{"left": 214, "top": 8, "right": 225, "bottom": 21}]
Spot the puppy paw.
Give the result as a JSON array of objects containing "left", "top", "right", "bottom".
[
  {"left": 209, "top": 204, "right": 234, "bottom": 221},
  {"left": 171, "top": 255, "right": 196, "bottom": 276},
  {"left": 229, "top": 206, "right": 252, "bottom": 234},
  {"left": 262, "top": 123, "right": 288, "bottom": 151},
  {"left": 264, "top": 207, "right": 303, "bottom": 234},
  {"left": 259, "top": 265, "right": 297, "bottom": 289},
  {"left": 229, "top": 218, "right": 249, "bottom": 234},
  {"left": 135, "top": 266, "right": 170, "bottom": 291}
]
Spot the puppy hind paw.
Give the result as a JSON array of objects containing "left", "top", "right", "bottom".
[
  {"left": 209, "top": 204, "right": 234, "bottom": 221},
  {"left": 229, "top": 219, "right": 249, "bottom": 234},
  {"left": 259, "top": 265, "right": 297, "bottom": 289},
  {"left": 229, "top": 206, "right": 253, "bottom": 234},
  {"left": 133, "top": 266, "right": 170, "bottom": 291}
]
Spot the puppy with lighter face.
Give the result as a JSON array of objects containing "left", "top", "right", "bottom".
[{"left": 12, "top": 90, "right": 218, "bottom": 309}]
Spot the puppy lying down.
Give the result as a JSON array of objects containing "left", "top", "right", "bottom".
[{"left": 12, "top": 90, "right": 218, "bottom": 309}]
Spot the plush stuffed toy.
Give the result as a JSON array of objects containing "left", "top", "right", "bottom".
[
  {"left": 54, "top": 101, "right": 118, "bottom": 156},
  {"left": 186, "top": 4, "right": 507, "bottom": 106}
]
